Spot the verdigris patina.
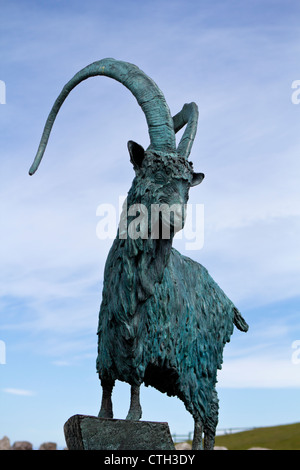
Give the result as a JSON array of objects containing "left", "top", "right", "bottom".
[{"left": 29, "top": 58, "right": 248, "bottom": 450}]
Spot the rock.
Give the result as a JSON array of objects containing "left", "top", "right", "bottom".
[
  {"left": 248, "top": 447, "right": 270, "bottom": 450},
  {"left": 214, "top": 446, "right": 228, "bottom": 450},
  {"left": 0, "top": 436, "right": 10, "bottom": 450},
  {"left": 64, "top": 414, "right": 174, "bottom": 450},
  {"left": 39, "top": 442, "right": 57, "bottom": 450},
  {"left": 175, "top": 442, "right": 192, "bottom": 450},
  {"left": 12, "top": 441, "right": 33, "bottom": 450}
]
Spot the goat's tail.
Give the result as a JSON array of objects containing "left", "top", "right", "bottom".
[{"left": 233, "top": 307, "right": 249, "bottom": 332}]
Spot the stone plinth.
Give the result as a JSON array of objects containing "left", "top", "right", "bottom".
[{"left": 64, "top": 415, "right": 174, "bottom": 450}]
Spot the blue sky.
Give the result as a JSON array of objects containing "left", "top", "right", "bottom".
[{"left": 1, "top": 0, "right": 300, "bottom": 448}]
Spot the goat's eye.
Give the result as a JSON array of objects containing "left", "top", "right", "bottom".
[{"left": 154, "top": 172, "right": 165, "bottom": 184}]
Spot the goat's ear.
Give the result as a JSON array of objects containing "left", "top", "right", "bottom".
[
  {"left": 191, "top": 172, "right": 205, "bottom": 187},
  {"left": 128, "top": 140, "right": 145, "bottom": 169}
]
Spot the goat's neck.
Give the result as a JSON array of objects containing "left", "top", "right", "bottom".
[{"left": 116, "top": 190, "right": 174, "bottom": 303}]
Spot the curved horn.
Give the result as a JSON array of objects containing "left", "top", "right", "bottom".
[
  {"left": 172, "top": 102, "right": 198, "bottom": 159},
  {"left": 29, "top": 58, "right": 176, "bottom": 175}
]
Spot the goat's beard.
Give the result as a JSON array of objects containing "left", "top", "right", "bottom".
[
  {"left": 163, "top": 206, "right": 186, "bottom": 234},
  {"left": 119, "top": 200, "right": 186, "bottom": 241},
  {"left": 150, "top": 208, "right": 186, "bottom": 240}
]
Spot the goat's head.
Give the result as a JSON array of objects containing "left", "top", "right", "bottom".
[
  {"left": 29, "top": 59, "right": 204, "bottom": 238},
  {"left": 127, "top": 142, "right": 204, "bottom": 237}
]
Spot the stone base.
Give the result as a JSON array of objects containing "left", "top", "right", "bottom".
[{"left": 64, "top": 415, "right": 175, "bottom": 450}]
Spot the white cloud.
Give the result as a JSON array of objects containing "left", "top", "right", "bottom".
[
  {"left": 2, "top": 388, "right": 36, "bottom": 397},
  {"left": 51, "top": 360, "right": 71, "bottom": 367},
  {"left": 218, "top": 356, "right": 300, "bottom": 388},
  {"left": 216, "top": 313, "right": 300, "bottom": 388}
]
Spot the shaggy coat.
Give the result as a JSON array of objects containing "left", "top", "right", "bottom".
[{"left": 96, "top": 152, "right": 248, "bottom": 435}]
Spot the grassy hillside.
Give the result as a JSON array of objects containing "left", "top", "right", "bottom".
[{"left": 212, "top": 422, "right": 300, "bottom": 450}]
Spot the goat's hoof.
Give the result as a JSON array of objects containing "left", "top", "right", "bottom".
[
  {"left": 98, "top": 409, "right": 113, "bottom": 419},
  {"left": 126, "top": 408, "right": 142, "bottom": 421}
]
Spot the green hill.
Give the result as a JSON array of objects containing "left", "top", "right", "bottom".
[{"left": 212, "top": 422, "right": 300, "bottom": 450}]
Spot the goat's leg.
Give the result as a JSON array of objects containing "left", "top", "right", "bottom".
[
  {"left": 204, "top": 387, "right": 218, "bottom": 449},
  {"left": 98, "top": 378, "right": 114, "bottom": 419},
  {"left": 126, "top": 385, "right": 142, "bottom": 420},
  {"left": 204, "top": 429, "right": 215, "bottom": 450},
  {"left": 192, "top": 419, "right": 203, "bottom": 450}
]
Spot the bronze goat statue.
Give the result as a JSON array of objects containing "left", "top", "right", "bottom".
[{"left": 29, "top": 58, "right": 248, "bottom": 450}]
